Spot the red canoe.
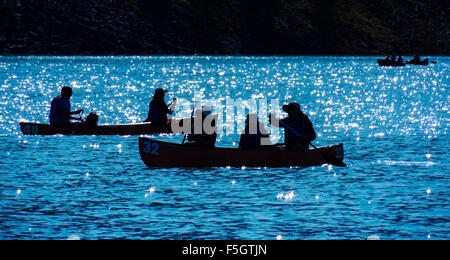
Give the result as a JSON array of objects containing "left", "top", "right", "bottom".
[
  {"left": 139, "top": 137, "right": 346, "bottom": 168},
  {"left": 19, "top": 120, "right": 185, "bottom": 136}
]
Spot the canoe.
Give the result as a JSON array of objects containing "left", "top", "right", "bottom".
[
  {"left": 377, "top": 59, "right": 405, "bottom": 67},
  {"left": 406, "top": 58, "right": 429, "bottom": 65},
  {"left": 139, "top": 137, "right": 347, "bottom": 168},
  {"left": 19, "top": 120, "right": 184, "bottom": 136}
]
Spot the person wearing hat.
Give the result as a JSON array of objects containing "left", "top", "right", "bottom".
[
  {"left": 144, "top": 88, "right": 176, "bottom": 125},
  {"left": 49, "top": 86, "right": 84, "bottom": 126},
  {"left": 185, "top": 105, "right": 217, "bottom": 147},
  {"left": 269, "top": 102, "right": 316, "bottom": 150}
]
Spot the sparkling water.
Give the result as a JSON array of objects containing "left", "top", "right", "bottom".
[{"left": 0, "top": 56, "right": 448, "bottom": 239}]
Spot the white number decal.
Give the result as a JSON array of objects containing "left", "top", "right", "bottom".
[
  {"left": 23, "top": 124, "right": 39, "bottom": 135},
  {"left": 143, "top": 141, "right": 159, "bottom": 156},
  {"left": 31, "top": 125, "right": 39, "bottom": 134},
  {"left": 23, "top": 125, "right": 31, "bottom": 134}
]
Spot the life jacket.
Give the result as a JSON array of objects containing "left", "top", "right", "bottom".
[
  {"left": 284, "top": 118, "right": 304, "bottom": 145},
  {"left": 282, "top": 114, "right": 316, "bottom": 150}
]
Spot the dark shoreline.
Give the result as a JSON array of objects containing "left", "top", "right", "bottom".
[
  {"left": 0, "top": 53, "right": 450, "bottom": 58},
  {"left": 1, "top": 0, "right": 448, "bottom": 56}
]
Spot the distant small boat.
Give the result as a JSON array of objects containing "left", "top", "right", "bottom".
[
  {"left": 138, "top": 137, "right": 347, "bottom": 168},
  {"left": 377, "top": 59, "right": 405, "bottom": 67},
  {"left": 19, "top": 119, "right": 186, "bottom": 136}
]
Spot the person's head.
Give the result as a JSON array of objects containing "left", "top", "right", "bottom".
[
  {"left": 282, "top": 102, "right": 302, "bottom": 117},
  {"left": 153, "top": 88, "right": 168, "bottom": 100},
  {"left": 61, "top": 86, "right": 73, "bottom": 99}
]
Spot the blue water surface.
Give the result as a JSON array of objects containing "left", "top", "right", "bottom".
[{"left": 0, "top": 56, "right": 449, "bottom": 240}]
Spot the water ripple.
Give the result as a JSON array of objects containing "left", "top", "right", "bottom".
[{"left": 0, "top": 56, "right": 449, "bottom": 239}]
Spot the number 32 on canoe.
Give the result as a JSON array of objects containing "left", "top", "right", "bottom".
[
  {"left": 22, "top": 124, "right": 39, "bottom": 135},
  {"left": 143, "top": 141, "right": 159, "bottom": 156}
]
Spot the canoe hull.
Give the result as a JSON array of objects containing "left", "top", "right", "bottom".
[
  {"left": 139, "top": 137, "right": 346, "bottom": 168},
  {"left": 20, "top": 121, "right": 175, "bottom": 136},
  {"left": 377, "top": 59, "right": 405, "bottom": 67},
  {"left": 406, "top": 58, "right": 429, "bottom": 65}
]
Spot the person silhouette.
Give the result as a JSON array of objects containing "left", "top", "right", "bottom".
[{"left": 49, "top": 86, "right": 83, "bottom": 126}]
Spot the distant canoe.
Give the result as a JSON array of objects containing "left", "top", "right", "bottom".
[
  {"left": 138, "top": 137, "right": 347, "bottom": 168},
  {"left": 19, "top": 119, "right": 186, "bottom": 136},
  {"left": 377, "top": 59, "right": 405, "bottom": 67},
  {"left": 406, "top": 58, "right": 429, "bottom": 66}
]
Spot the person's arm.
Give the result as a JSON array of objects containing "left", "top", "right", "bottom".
[
  {"left": 69, "top": 109, "right": 83, "bottom": 121},
  {"left": 59, "top": 100, "right": 83, "bottom": 121},
  {"left": 70, "top": 115, "right": 83, "bottom": 121},
  {"left": 268, "top": 113, "right": 284, "bottom": 128},
  {"left": 69, "top": 109, "right": 83, "bottom": 115},
  {"left": 56, "top": 109, "right": 82, "bottom": 122},
  {"left": 270, "top": 114, "right": 290, "bottom": 129},
  {"left": 160, "top": 102, "right": 174, "bottom": 115},
  {"left": 303, "top": 117, "right": 316, "bottom": 142}
]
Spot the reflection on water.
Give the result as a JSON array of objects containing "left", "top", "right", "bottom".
[{"left": 0, "top": 56, "right": 449, "bottom": 239}]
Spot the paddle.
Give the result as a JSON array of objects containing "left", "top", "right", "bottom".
[
  {"left": 275, "top": 117, "right": 346, "bottom": 167},
  {"left": 182, "top": 101, "right": 197, "bottom": 144},
  {"left": 167, "top": 98, "right": 177, "bottom": 108},
  {"left": 74, "top": 109, "right": 85, "bottom": 123}
]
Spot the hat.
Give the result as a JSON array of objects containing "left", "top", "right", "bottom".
[
  {"left": 154, "top": 88, "right": 168, "bottom": 95},
  {"left": 282, "top": 102, "right": 301, "bottom": 112}
]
